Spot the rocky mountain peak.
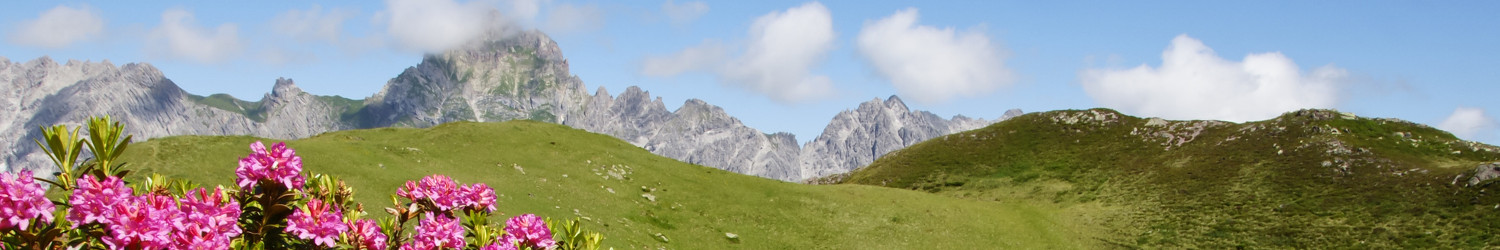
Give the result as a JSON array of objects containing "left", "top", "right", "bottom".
[
  {"left": 883, "top": 95, "right": 909, "bottom": 112},
  {"left": 593, "top": 86, "right": 610, "bottom": 98},
  {"left": 795, "top": 95, "right": 1018, "bottom": 181},
  {"left": 270, "top": 77, "right": 302, "bottom": 97},
  {"left": 30, "top": 56, "right": 56, "bottom": 68}
]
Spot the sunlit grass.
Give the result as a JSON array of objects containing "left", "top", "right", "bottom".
[{"left": 121, "top": 120, "right": 1101, "bottom": 249}]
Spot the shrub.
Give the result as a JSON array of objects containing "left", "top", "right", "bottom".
[{"left": 1, "top": 116, "right": 604, "bottom": 249}]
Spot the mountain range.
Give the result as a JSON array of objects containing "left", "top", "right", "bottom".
[{"left": 0, "top": 30, "right": 1020, "bottom": 181}]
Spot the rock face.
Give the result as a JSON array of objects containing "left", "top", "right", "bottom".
[
  {"left": 796, "top": 96, "right": 1023, "bottom": 180},
  {"left": 0, "top": 58, "right": 349, "bottom": 173},
  {"left": 0, "top": 30, "right": 1017, "bottom": 182},
  {"left": 1468, "top": 162, "right": 1500, "bottom": 186}
]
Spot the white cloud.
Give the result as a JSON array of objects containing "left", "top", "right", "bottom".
[
  {"left": 640, "top": 2, "right": 836, "bottom": 103},
  {"left": 146, "top": 9, "right": 243, "bottom": 63},
  {"left": 506, "top": 0, "right": 545, "bottom": 23},
  {"left": 8, "top": 4, "right": 105, "bottom": 49},
  {"left": 1439, "top": 107, "right": 1499, "bottom": 141},
  {"left": 377, "top": 0, "right": 507, "bottom": 53},
  {"left": 856, "top": 8, "right": 1013, "bottom": 104},
  {"left": 640, "top": 40, "right": 726, "bottom": 76},
  {"left": 271, "top": 5, "right": 353, "bottom": 44},
  {"left": 722, "top": 2, "right": 836, "bottom": 103},
  {"left": 543, "top": 3, "right": 604, "bottom": 34},
  {"left": 662, "top": 0, "right": 709, "bottom": 25},
  {"left": 1080, "top": 34, "right": 1347, "bottom": 122}
]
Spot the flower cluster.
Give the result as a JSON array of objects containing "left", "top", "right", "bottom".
[
  {"left": 102, "top": 194, "right": 180, "bottom": 249},
  {"left": 236, "top": 141, "right": 306, "bottom": 191},
  {"left": 397, "top": 175, "right": 498, "bottom": 213},
  {"left": 403, "top": 212, "right": 466, "bottom": 250},
  {"left": 69, "top": 177, "right": 249, "bottom": 249},
  {"left": 347, "top": 219, "right": 388, "bottom": 250},
  {"left": 0, "top": 170, "right": 54, "bottom": 231},
  {"left": 286, "top": 198, "right": 348, "bottom": 248},
  {"left": 173, "top": 187, "right": 242, "bottom": 249},
  {"left": 21, "top": 124, "right": 607, "bottom": 250},
  {"left": 67, "top": 175, "right": 132, "bottom": 226},
  {"left": 503, "top": 214, "right": 557, "bottom": 249}
]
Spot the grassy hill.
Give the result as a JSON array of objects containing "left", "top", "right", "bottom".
[
  {"left": 119, "top": 120, "right": 1097, "bottom": 249},
  {"left": 837, "top": 108, "right": 1500, "bottom": 248}
]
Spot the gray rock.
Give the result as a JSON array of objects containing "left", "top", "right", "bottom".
[
  {"left": 1, "top": 30, "right": 1017, "bottom": 183},
  {"left": 1468, "top": 162, "right": 1500, "bottom": 186},
  {"left": 795, "top": 96, "right": 1021, "bottom": 181}
]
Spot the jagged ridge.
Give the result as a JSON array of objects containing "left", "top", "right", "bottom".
[{"left": 0, "top": 30, "right": 1017, "bottom": 182}]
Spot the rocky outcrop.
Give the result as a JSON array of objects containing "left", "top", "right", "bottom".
[
  {"left": 1468, "top": 162, "right": 1500, "bottom": 186},
  {"left": 0, "top": 58, "right": 344, "bottom": 173},
  {"left": 1, "top": 30, "right": 1017, "bottom": 182},
  {"left": 796, "top": 96, "right": 1023, "bottom": 180}
]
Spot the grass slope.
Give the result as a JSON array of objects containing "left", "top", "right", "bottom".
[
  {"left": 120, "top": 120, "right": 1095, "bottom": 249},
  {"left": 839, "top": 109, "right": 1500, "bottom": 248}
]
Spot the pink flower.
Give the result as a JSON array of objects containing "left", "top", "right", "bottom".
[
  {"left": 398, "top": 175, "right": 499, "bottom": 213},
  {"left": 481, "top": 240, "right": 518, "bottom": 250},
  {"left": 67, "top": 175, "right": 132, "bottom": 227},
  {"left": 502, "top": 214, "right": 556, "bottom": 250},
  {"left": 405, "top": 212, "right": 465, "bottom": 250},
  {"left": 348, "top": 219, "right": 388, "bottom": 250},
  {"left": 173, "top": 187, "right": 241, "bottom": 249},
  {"left": 286, "top": 198, "right": 348, "bottom": 248},
  {"left": 461, "top": 183, "right": 497, "bottom": 213},
  {"left": 235, "top": 141, "right": 306, "bottom": 191},
  {"left": 0, "top": 170, "right": 54, "bottom": 231},
  {"left": 103, "top": 194, "right": 180, "bottom": 250},
  {"left": 398, "top": 175, "right": 463, "bottom": 211}
]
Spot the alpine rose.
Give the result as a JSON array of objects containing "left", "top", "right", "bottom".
[
  {"left": 398, "top": 175, "right": 498, "bottom": 213},
  {"left": 348, "top": 219, "right": 388, "bottom": 250},
  {"left": 503, "top": 214, "right": 557, "bottom": 249},
  {"left": 0, "top": 170, "right": 54, "bottom": 231},
  {"left": 236, "top": 141, "right": 306, "bottom": 191},
  {"left": 286, "top": 198, "right": 348, "bottom": 248},
  {"left": 67, "top": 175, "right": 132, "bottom": 227},
  {"left": 173, "top": 187, "right": 242, "bottom": 249},
  {"left": 104, "top": 194, "right": 180, "bottom": 250},
  {"left": 397, "top": 175, "right": 463, "bottom": 211},
  {"left": 404, "top": 212, "right": 466, "bottom": 250},
  {"left": 461, "top": 183, "right": 497, "bottom": 213},
  {"left": 482, "top": 240, "right": 519, "bottom": 250}
]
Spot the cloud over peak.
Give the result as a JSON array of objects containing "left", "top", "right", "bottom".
[
  {"left": 641, "top": 2, "right": 836, "bottom": 103},
  {"left": 856, "top": 8, "right": 1013, "bottom": 104},
  {"left": 8, "top": 4, "right": 105, "bottom": 49},
  {"left": 146, "top": 8, "right": 243, "bottom": 63},
  {"left": 1081, "top": 34, "right": 1348, "bottom": 122},
  {"left": 377, "top": 0, "right": 508, "bottom": 53}
]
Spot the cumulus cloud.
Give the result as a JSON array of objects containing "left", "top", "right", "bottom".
[
  {"left": 543, "top": 3, "right": 604, "bottom": 34},
  {"left": 1438, "top": 107, "right": 1499, "bottom": 141},
  {"left": 146, "top": 9, "right": 243, "bottom": 63},
  {"left": 641, "top": 40, "right": 726, "bottom": 77},
  {"left": 856, "top": 8, "right": 1013, "bottom": 104},
  {"left": 377, "top": 0, "right": 507, "bottom": 53},
  {"left": 8, "top": 4, "right": 105, "bottom": 49},
  {"left": 271, "top": 5, "right": 353, "bottom": 44},
  {"left": 723, "top": 2, "right": 837, "bottom": 102},
  {"left": 1080, "top": 34, "right": 1348, "bottom": 122},
  {"left": 662, "top": 0, "right": 709, "bottom": 26},
  {"left": 640, "top": 2, "right": 836, "bottom": 103}
]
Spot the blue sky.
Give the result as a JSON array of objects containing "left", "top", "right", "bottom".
[{"left": 3, "top": 1, "right": 1498, "bottom": 144}]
